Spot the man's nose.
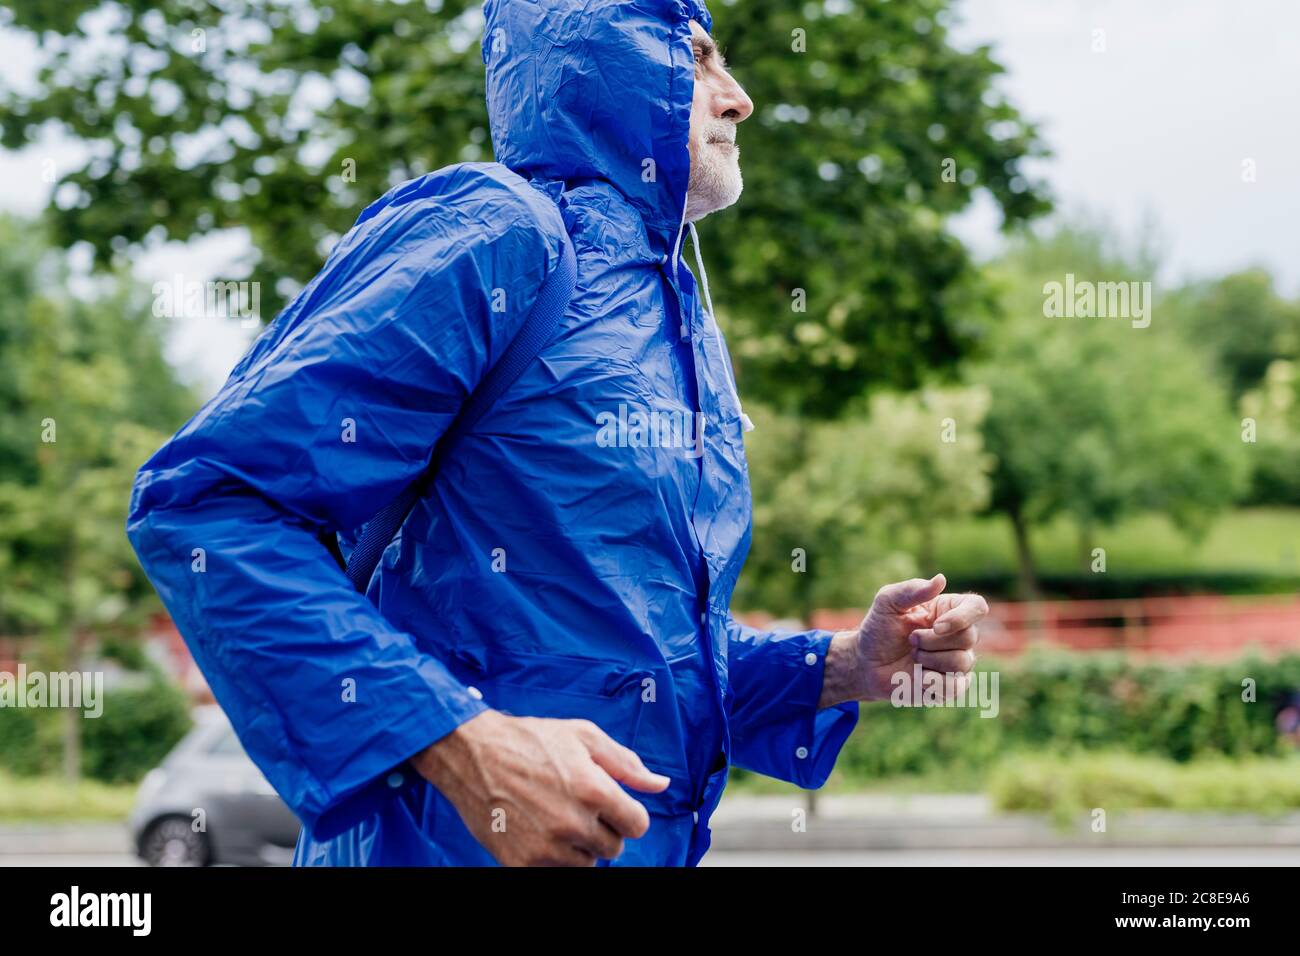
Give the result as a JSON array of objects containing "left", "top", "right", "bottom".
[{"left": 716, "top": 73, "right": 754, "bottom": 124}]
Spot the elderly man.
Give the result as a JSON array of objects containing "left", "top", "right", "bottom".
[{"left": 127, "top": 0, "right": 987, "bottom": 867}]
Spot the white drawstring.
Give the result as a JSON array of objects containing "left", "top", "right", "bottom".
[
  {"left": 688, "top": 222, "right": 716, "bottom": 325},
  {"left": 688, "top": 222, "right": 754, "bottom": 433},
  {"left": 670, "top": 199, "right": 689, "bottom": 340}
]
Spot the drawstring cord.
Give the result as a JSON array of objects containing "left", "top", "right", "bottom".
[
  {"left": 688, "top": 222, "right": 716, "bottom": 325},
  {"left": 688, "top": 222, "right": 754, "bottom": 433}
]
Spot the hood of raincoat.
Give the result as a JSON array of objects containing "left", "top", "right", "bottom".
[{"left": 483, "top": 0, "right": 713, "bottom": 254}]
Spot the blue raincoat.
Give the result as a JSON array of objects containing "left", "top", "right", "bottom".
[{"left": 126, "top": 0, "right": 859, "bottom": 866}]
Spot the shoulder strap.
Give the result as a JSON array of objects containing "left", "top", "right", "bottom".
[{"left": 340, "top": 228, "right": 577, "bottom": 593}]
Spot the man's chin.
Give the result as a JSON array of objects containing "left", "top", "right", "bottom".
[
  {"left": 685, "top": 175, "right": 743, "bottom": 223},
  {"left": 712, "top": 179, "right": 743, "bottom": 217}
]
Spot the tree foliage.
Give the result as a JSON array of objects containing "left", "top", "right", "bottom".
[
  {"left": 736, "top": 385, "right": 993, "bottom": 617},
  {"left": 1166, "top": 269, "right": 1300, "bottom": 401},
  {"left": 0, "top": 215, "right": 194, "bottom": 640},
  {"left": 970, "top": 225, "right": 1250, "bottom": 589},
  {"left": 0, "top": 214, "right": 194, "bottom": 779}
]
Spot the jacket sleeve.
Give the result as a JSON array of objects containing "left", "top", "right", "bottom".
[
  {"left": 725, "top": 614, "right": 859, "bottom": 789},
  {"left": 126, "top": 169, "right": 566, "bottom": 837}
]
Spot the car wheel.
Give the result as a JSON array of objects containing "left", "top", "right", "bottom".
[{"left": 140, "top": 815, "right": 212, "bottom": 867}]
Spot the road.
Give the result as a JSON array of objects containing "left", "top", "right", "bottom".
[
  {"left": 702, "top": 846, "right": 1300, "bottom": 866},
  {"left": 5, "top": 846, "right": 1300, "bottom": 866}
]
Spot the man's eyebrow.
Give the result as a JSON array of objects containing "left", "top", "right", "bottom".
[{"left": 692, "top": 34, "right": 727, "bottom": 67}]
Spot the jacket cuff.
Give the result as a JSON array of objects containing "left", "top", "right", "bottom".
[
  {"left": 305, "top": 661, "right": 488, "bottom": 839},
  {"left": 729, "top": 628, "right": 859, "bottom": 789}
]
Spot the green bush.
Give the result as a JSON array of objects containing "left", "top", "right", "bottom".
[
  {"left": 81, "top": 680, "right": 193, "bottom": 783},
  {"left": 989, "top": 752, "right": 1300, "bottom": 823},
  {"left": 0, "top": 703, "right": 46, "bottom": 776},
  {"left": 833, "top": 649, "right": 1300, "bottom": 783},
  {"left": 0, "top": 678, "right": 192, "bottom": 784}
]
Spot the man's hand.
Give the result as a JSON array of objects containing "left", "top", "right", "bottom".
[
  {"left": 410, "top": 709, "right": 670, "bottom": 866},
  {"left": 819, "top": 573, "right": 989, "bottom": 707}
]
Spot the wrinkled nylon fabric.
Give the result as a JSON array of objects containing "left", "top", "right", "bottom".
[{"left": 126, "top": 0, "right": 858, "bottom": 867}]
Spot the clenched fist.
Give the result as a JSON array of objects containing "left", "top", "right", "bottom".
[{"left": 819, "top": 573, "right": 989, "bottom": 707}]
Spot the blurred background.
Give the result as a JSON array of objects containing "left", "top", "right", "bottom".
[{"left": 1, "top": 0, "right": 1298, "bottom": 865}]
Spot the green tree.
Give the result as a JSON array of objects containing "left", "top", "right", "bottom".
[
  {"left": 1166, "top": 269, "right": 1300, "bottom": 401},
  {"left": 735, "top": 386, "right": 992, "bottom": 618},
  {"left": 853, "top": 386, "right": 993, "bottom": 570},
  {"left": 1, "top": 0, "right": 1048, "bottom": 416},
  {"left": 971, "top": 225, "right": 1250, "bottom": 596},
  {"left": 737, "top": 407, "right": 913, "bottom": 621},
  {"left": 1160, "top": 265, "right": 1300, "bottom": 506},
  {"left": 0, "top": 216, "right": 194, "bottom": 781},
  {"left": 1239, "top": 359, "right": 1300, "bottom": 505}
]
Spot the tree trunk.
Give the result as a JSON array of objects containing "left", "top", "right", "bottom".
[
  {"left": 1009, "top": 508, "right": 1041, "bottom": 602},
  {"left": 1078, "top": 520, "right": 1094, "bottom": 574},
  {"left": 62, "top": 631, "right": 83, "bottom": 785},
  {"left": 62, "top": 700, "right": 81, "bottom": 784}
]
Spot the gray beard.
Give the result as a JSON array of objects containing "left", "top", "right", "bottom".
[{"left": 685, "top": 147, "right": 743, "bottom": 222}]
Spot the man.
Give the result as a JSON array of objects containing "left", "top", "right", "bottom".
[{"left": 127, "top": 0, "right": 987, "bottom": 867}]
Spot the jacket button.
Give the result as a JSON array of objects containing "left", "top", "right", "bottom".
[
  {"left": 467, "top": 686, "right": 483, "bottom": 700},
  {"left": 387, "top": 772, "right": 404, "bottom": 788},
  {"left": 804, "top": 652, "right": 817, "bottom": 666},
  {"left": 795, "top": 747, "right": 809, "bottom": 760}
]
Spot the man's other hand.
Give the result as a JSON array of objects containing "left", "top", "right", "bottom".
[{"left": 411, "top": 710, "right": 670, "bottom": 866}]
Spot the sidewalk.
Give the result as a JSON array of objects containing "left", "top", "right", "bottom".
[
  {"left": 4, "top": 794, "right": 1300, "bottom": 860},
  {"left": 706, "top": 793, "right": 1300, "bottom": 851},
  {"left": 0, "top": 822, "right": 130, "bottom": 856}
]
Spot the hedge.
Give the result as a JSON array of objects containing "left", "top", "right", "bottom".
[
  {"left": 988, "top": 752, "right": 1300, "bottom": 822},
  {"left": 820, "top": 649, "right": 1300, "bottom": 785},
  {"left": 0, "top": 677, "right": 192, "bottom": 783}
]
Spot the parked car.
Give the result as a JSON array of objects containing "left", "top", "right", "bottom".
[{"left": 129, "top": 705, "right": 300, "bottom": 866}]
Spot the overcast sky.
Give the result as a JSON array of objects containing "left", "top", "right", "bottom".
[{"left": 1, "top": 0, "right": 1296, "bottom": 393}]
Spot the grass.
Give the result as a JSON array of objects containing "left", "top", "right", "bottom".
[
  {"left": 734, "top": 750, "right": 1300, "bottom": 824},
  {"left": 928, "top": 506, "right": 1300, "bottom": 579},
  {"left": 0, "top": 771, "right": 137, "bottom": 822},
  {"left": 6, "top": 755, "right": 1299, "bottom": 824}
]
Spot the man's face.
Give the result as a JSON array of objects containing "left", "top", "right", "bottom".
[{"left": 685, "top": 19, "right": 754, "bottom": 223}]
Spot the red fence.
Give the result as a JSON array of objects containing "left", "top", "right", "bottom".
[{"left": 802, "top": 593, "right": 1300, "bottom": 660}]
